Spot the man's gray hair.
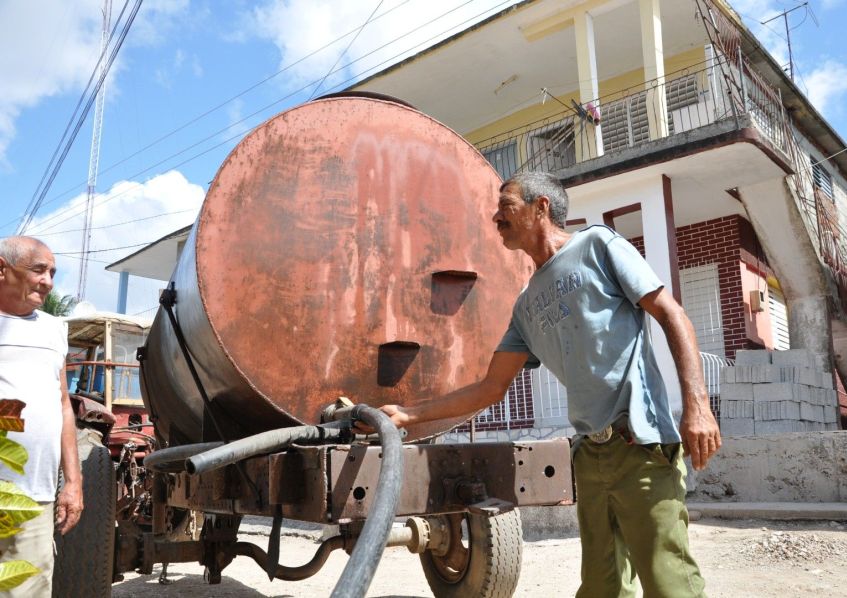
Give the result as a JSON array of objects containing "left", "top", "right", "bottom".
[
  {"left": 502, "top": 172, "right": 569, "bottom": 228},
  {"left": 0, "top": 236, "right": 50, "bottom": 266}
]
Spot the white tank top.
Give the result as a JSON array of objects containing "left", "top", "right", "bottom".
[{"left": 0, "top": 310, "right": 68, "bottom": 501}]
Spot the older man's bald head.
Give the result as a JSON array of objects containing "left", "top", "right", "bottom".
[
  {"left": 0, "top": 236, "right": 51, "bottom": 266},
  {"left": 0, "top": 236, "right": 56, "bottom": 316}
]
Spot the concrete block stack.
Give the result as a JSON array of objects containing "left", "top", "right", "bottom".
[{"left": 719, "top": 349, "right": 840, "bottom": 435}]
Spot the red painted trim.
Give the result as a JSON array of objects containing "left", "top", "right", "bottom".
[
  {"left": 602, "top": 203, "right": 641, "bottom": 229},
  {"left": 663, "top": 175, "right": 681, "bottom": 303}
]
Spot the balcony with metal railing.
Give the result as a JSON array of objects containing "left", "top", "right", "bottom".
[{"left": 475, "top": 51, "right": 789, "bottom": 182}]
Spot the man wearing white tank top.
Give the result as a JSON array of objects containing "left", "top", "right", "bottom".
[{"left": 0, "top": 236, "right": 83, "bottom": 596}]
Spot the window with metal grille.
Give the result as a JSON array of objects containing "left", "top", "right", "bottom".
[
  {"left": 482, "top": 141, "right": 518, "bottom": 181},
  {"left": 812, "top": 160, "right": 834, "bottom": 199},
  {"left": 524, "top": 119, "right": 576, "bottom": 172},
  {"left": 601, "top": 92, "right": 649, "bottom": 153},
  {"left": 680, "top": 264, "right": 726, "bottom": 357}
]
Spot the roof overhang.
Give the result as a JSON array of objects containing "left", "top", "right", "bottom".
[
  {"left": 350, "top": 0, "right": 709, "bottom": 134},
  {"left": 105, "top": 225, "right": 191, "bottom": 281}
]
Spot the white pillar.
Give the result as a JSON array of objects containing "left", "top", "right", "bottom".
[
  {"left": 574, "top": 11, "right": 604, "bottom": 161},
  {"left": 640, "top": 177, "right": 680, "bottom": 412},
  {"left": 639, "top": 0, "right": 669, "bottom": 140}
]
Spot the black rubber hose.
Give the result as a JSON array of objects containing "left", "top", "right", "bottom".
[
  {"left": 233, "top": 536, "right": 346, "bottom": 581},
  {"left": 185, "top": 425, "right": 346, "bottom": 475},
  {"left": 143, "top": 441, "right": 224, "bottom": 473},
  {"left": 330, "top": 405, "right": 403, "bottom": 598}
]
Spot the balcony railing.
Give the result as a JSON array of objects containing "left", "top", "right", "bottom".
[
  {"left": 701, "top": 351, "right": 734, "bottom": 421},
  {"left": 476, "top": 52, "right": 788, "bottom": 181}
]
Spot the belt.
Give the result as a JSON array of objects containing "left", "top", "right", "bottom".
[{"left": 587, "top": 416, "right": 631, "bottom": 444}]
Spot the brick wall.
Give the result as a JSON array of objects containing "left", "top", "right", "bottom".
[
  {"left": 633, "top": 216, "right": 766, "bottom": 360},
  {"left": 677, "top": 215, "right": 764, "bottom": 360}
]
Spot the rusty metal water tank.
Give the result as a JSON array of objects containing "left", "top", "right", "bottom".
[{"left": 141, "top": 95, "right": 533, "bottom": 444}]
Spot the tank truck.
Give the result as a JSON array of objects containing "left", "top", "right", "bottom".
[{"left": 55, "top": 94, "right": 575, "bottom": 598}]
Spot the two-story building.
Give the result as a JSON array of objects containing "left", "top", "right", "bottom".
[{"left": 349, "top": 0, "right": 847, "bottom": 440}]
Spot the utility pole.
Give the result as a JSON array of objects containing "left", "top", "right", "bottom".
[
  {"left": 761, "top": 2, "right": 812, "bottom": 82},
  {"left": 78, "top": 0, "right": 112, "bottom": 300}
]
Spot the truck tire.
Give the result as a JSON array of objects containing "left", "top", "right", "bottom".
[
  {"left": 53, "top": 427, "right": 116, "bottom": 598},
  {"left": 420, "top": 510, "right": 522, "bottom": 598}
]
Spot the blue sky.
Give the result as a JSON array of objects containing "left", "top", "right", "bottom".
[{"left": 1, "top": 0, "right": 845, "bottom": 316}]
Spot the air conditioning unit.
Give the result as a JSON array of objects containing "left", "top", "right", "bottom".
[{"left": 750, "top": 289, "right": 766, "bottom": 313}]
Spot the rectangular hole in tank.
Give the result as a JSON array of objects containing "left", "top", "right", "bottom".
[
  {"left": 430, "top": 270, "right": 478, "bottom": 316},
  {"left": 377, "top": 341, "right": 421, "bottom": 387}
]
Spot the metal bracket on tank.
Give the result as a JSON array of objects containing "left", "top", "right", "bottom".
[{"left": 159, "top": 282, "right": 262, "bottom": 505}]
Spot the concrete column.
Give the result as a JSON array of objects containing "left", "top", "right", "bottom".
[
  {"left": 573, "top": 11, "right": 603, "bottom": 162},
  {"left": 788, "top": 295, "right": 832, "bottom": 372},
  {"left": 639, "top": 0, "right": 669, "bottom": 140},
  {"left": 640, "top": 177, "right": 681, "bottom": 412},
  {"left": 117, "top": 271, "right": 129, "bottom": 314}
]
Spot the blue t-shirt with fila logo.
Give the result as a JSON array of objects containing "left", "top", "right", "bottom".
[{"left": 497, "top": 225, "right": 681, "bottom": 446}]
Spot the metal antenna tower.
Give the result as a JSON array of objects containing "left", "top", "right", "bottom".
[
  {"left": 77, "top": 0, "right": 113, "bottom": 300},
  {"left": 761, "top": 2, "right": 816, "bottom": 82}
]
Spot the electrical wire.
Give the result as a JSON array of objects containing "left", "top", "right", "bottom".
[
  {"left": 33, "top": 209, "right": 195, "bottom": 237},
  {"left": 54, "top": 241, "right": 156, "bottom": 255},
  {"left": 308, "top": 0, "right": 385, "bottom": 101},
  {"left": 25, "top": 0, "right": 516, "bottom": 236},
  {"left": 17, "top": 0, "right": 143, "bottom": 235},
  {"left": 20, "top": 0, "right": 418, "bottom": 218},
  {"left": 15, "top": 0, "right": 133, "bottom": 233}
]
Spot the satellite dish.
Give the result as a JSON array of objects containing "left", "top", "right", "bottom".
[{"left": 71, "top": 301, "right": 97, "bottom": 317}]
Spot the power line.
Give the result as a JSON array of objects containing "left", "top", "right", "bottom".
[
  {"left": 16, "top": 0, "right": 418, "bottom": 219},
  {"left": 54, "top": 241, "right": 155, "bottom": 256},
  {"left": 33, "top": 209, "right": 194, "bottom": 237},
  {"left": 25, "top": 0, "right": 514, "bottom": 236},
  {"left": 308, "top": 0, "right": 386, "bottom": 101},
  {"left": 16, "top": 0, "right": 143, "bottom": 234}
]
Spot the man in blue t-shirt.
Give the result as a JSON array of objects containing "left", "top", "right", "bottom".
[{"left": 379, "top": 172, "right": 720, "bottom": 597}]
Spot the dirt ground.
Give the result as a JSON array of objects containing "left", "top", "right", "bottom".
[{"left": 112, "top": 517, "right": 847, "bottom": 597}]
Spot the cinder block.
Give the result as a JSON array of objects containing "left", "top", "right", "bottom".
[
  {"left": 821, "top": 373, "right": 835, "bottom": 390},
  {"left": 721, "top": 383, "right": 754, "bottom": 401},
  {"left": 754, "top": 420, "right": 800, "bottom": 434},
  {"left": 777, "top": 366, "right": 798, "bottom": 383},
  {"left": 825, "top": 389, "right": 837, "bottom": 407},
  {"left": 797, "top": 368, "right": 822, "bottom": 387},
  {"left": 800, "top": 402, "right": 825, "bottom": 422},
  {"left": 824, "top": 405, "right": 837, "bottom": 423},
  {"left": 825, "top": 422, "right": 840, "bottom": 431},
  {"left": 720, "top": 418, "right": 754, "bottom": 435},
  {"left": 753, "top": 383, "right": 804, "bottom": 402},
  {"left": 754, "top": 401, "right": 800, "bottom": 421},
  {"left": 720, "top": 367, "right": 736, "bottom": 384},
  {"left": 751, "top": 365, "right": 776, "bottom": 384},
  {"left": 770, "top": 349, "right": 813, "bottom": 368},
  {"left": 734, "top": 366, "right": 753, "bottom": 383},
  {"left": 735, "top": 350, "right": 772, "bottom": 366},
  {"left": 721, "top": 399, "right": 754, "bottom": 419}
]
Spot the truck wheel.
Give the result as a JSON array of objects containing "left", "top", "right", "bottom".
[
  {"left": 420, "top": 510, "right": 522, "bottom": 598},
  {"left": 53, "top": 428, "right": 116, "bottom": 598}
]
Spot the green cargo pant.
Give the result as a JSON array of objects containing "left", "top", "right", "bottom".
[{"left": 573, "top": 433, "right": 706, "bottom": 598}]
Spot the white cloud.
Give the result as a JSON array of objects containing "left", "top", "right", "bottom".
[
  {"left": 0, "top": 1, "right": 103, "bottom": 166},
  {"left": 0, "top": 0, "right": 191, "bottom": 167},
  {"left": 804, "top": 59, "right": 847, "bottom": 117},
  {"left": 241, "top": 0, "right": 516, "bottom": 95},
  {"left": 26, "top": 170, "right": 204, "bottom": 315}
]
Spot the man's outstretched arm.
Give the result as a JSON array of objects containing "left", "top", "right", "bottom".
[
  {"left": 639, "top": 287, "right": 721, "bottom": 470},
  {"left": 380, "top": 351, "right": 529, "bottom": 428}
]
